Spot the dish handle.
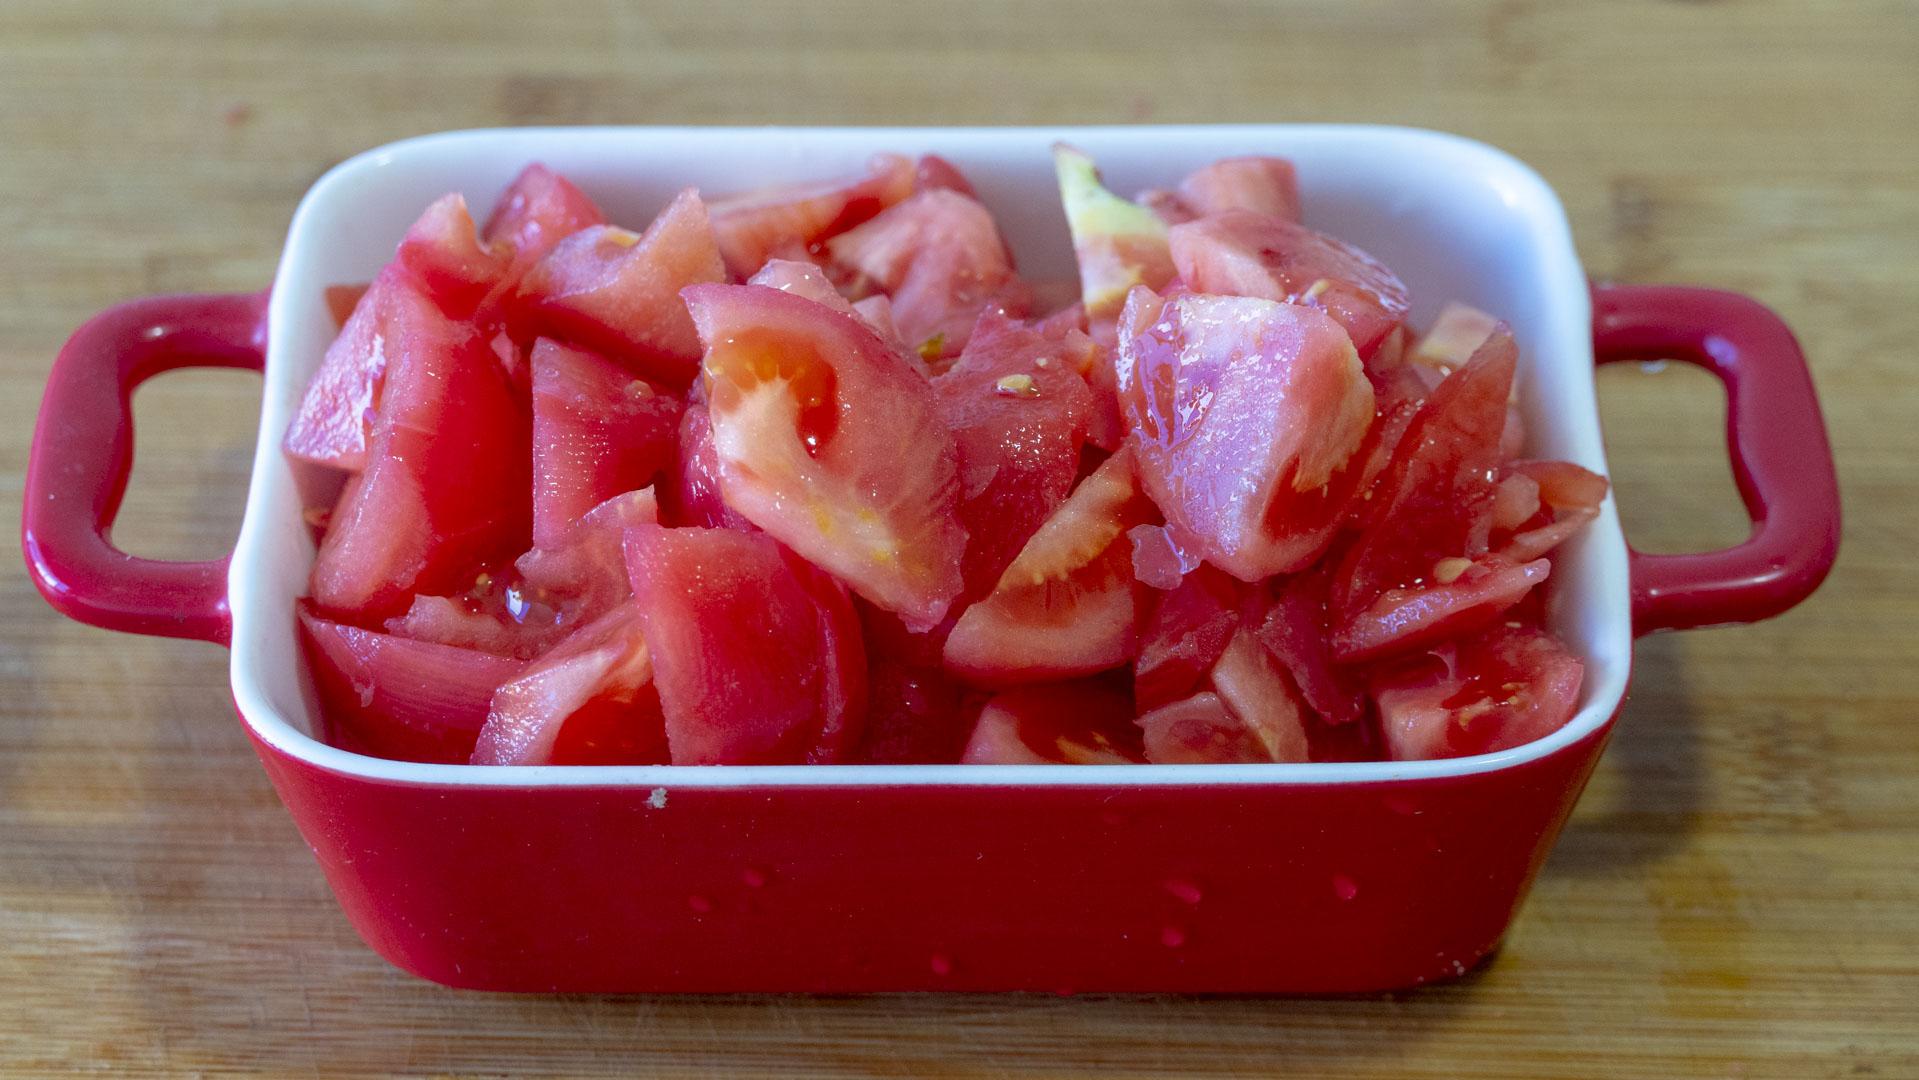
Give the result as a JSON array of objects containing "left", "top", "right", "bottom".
[
  {"left": 1591, "top": 284, "right": 1840, "bottom": 636},
  {"left": 21, "top": 291, "right": 268, "bottom": 646}
]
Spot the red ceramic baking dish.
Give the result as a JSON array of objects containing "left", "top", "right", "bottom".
[{"left": 22, "top": 126, "right": 1839, "bottom": 993}]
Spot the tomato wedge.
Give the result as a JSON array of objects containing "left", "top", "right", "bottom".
[
  {"left": 707, "top": 153, "right": 914, "bottom": 278},
  {"left": 1134, "top": 564, "right": 1245, "bottom": 712},
  {"left": 1209, "top": 625, "right": 1312, "bottom": 763},
  {"left": 516, "top": 487, "right": 661, "bottom": 634},
  {"left": 852, "top": 603, "right": 971, "bottom": 764},
  {"left": 481, "top": 162, "right": 605, "bottom": 279},
  {"left": 1370, "top": 622, "right": 1585, "bottom": 760},
  {"left": 308, "top": 294, "right": 530, "bottom": 621},
  {"left": 625, "top": 524, "right": 865, "bottom": 764},
  {"left": 529, "top": 338, "right": 681, "bottom": 548},
  {"left": 1177, "top": 156, "right": 1301, "bottom": 223},
  {"left": 1136, "top": 691, "right": 1267, "bottom": 765},
  {"left": 299, "top": 604, "right": 524, "bottom": 765},
  {"left": 1496, "top": 459, "right": 1610, "bottom": 563},
  {"left": 285, "top": 265, "right": 444, "bottom": 473},
  {"left": 1252, "top": 568, "right": 1365, "bottom": 725},
  {"left": 944, "top": 445, "right": 1157, "bottom": 685},
  {"left": 396, "top": 192, "right": 507, "bottom": 318},
  {"left": 960, "top": 679, "right": 1144, "bottom": 764},
  {"left": 825, "top": 188, "right": 1026, "bottom": 357},
  {"left": 748, "top": 258, "right": 914, "bottom": 360},
  {"left": 1167, "top": 210, "right": 1410, "bottom": 358},
  {"left": 514, "top": 188, "right": 726, "bottom": 386},
  {"left": 1332, "top": 330, "right": 1526, "bottom": 660},
  {"left": 1053, "top": 144, "right": 1176, "bottom": 331},
  {"left": 684, "top": 283, "right": 966, "bottom": 630},
  {"left": 1116, "top": 287, "right": 1375, "bottom": 582},
  {"left": 470, "top": 602, "right": 667, "bottom": 766},
  {"left": 933, "top": 312, "right": 1096, "bottom": 599}
]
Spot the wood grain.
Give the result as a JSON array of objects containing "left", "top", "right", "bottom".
[{"left": 2, "top": 2, "right": 1915, "bottom": 1076}]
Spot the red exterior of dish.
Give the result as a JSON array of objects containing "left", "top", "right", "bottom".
[
  {"left": 249, "top": 712, "right": 1614, "bottom": 993},
  {"left": 23, "top": 281, "right": 1838, "bottom": 992}
]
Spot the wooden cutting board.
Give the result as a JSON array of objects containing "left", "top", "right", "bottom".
[{"left": 1, "top": 2, "right": 1913, "bottom": 1076}]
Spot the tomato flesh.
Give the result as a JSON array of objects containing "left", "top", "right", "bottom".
[
  {"left": 1177, "top": 156, "right": 1301, "bottom": 223},
  {"left": 285, "top": 266, "right": 443, "bottom": 473},
  {"left": 1053, "top": 145, "right": 1176, "bottom": 332},
  {"left": 826, "top": 188, "right": 1025, "bottom": 357},
  {"left": 397, "top": 192, "right": 506, "bottom": 318},
  {"left": 686, "top": 283, "right": 967, "bottom": 630},
  {"left": 625, "top": 524, "right": 866, "bottom": 764},
  {"left": 960, "top": 679, "right": 1143, "bottom": 764},
  {"left": 470, "top": 602, "right": 668, "bottom": 766},
  {"left": 1134, "top": 564, "right": 1245, "bottom": 712},
  {"left": 482, "top": 162, "right": 605, "bottom": 279},
  {"left": 299, "top": 604, "right": 524, "bottom": 764},
  {"left": 1116, "top": 288, "right": 1375, "bottom": 581},
  {"left": 1371, "top": 622, "right": 1585, "bottom": 760},
  {"left": 1167, "top": 210, "right": 1410, "bottom": 357},
  {"left": 529, "top": 338, "right": 681, "bottom": 549},
  {"left": 1136, "top": 691, "right": 1267, "bottom": 765},
  {"left": 707, "top": 153, "right": 914, "bottom": 278},
  {"left": 944, "top": 446, "right": 1157, "bottom": 685}
]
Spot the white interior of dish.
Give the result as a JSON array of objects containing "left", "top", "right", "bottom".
[{"left": 233, "top": 125, "right": 1633, "bottom": 787}]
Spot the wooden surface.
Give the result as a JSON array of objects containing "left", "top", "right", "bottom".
[{"left": 2, "top": 1, "right": 1915, "bottom": 1075}]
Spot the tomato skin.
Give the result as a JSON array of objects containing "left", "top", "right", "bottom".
[
  {"left": 624, "top": 524, "right": 862, "bottom": 765},
  {"left": 1116, "top": 288, "right": 1375, "bottom": 582},
  {"left": 528, "top": 339, "right": 681, "bottom": 549},
  {"left": 851, "top": 603, "right": 971, "bottom": 764},
  {"left": 299, "top": 604, "right": 525, "bottom": 765},
  {"left": 308, "top": 290, "right": 531, "bottom": 622},
  {"left": 933, "top": 312, "right": 1096, "bottom": 599},
  {"left": 514, "top": 189, "right": 726, "bottom": 387},
  {"left": 1167, "top": 210, "right": 1410, "bottom": 358},
  {"left": 1370, "top": 622, "right": 1585, "bottom": 761},
  {"left": 960, "top": 679, "right": 1143, "bottom": 765},
  {"left": 660, "top": 403, "right": 757, "bottom": 532},
  {"left": 707, "top": 153, "right": 915, "bottom": 278},
  {"left": 685, "top": 283, "right": 967, "bottom": 631},
  {"left": 470, "top": 602, "right": 667, "bottom": 766},
  {"left": 482, "top": 163, "right": 605, "bottom": 278},
  {"left": 943, "top": 445, "right": 1157, "bottom": 686},
  {"left": 1333, "top": 556, "right": 1551, "bottom": 663},
  {"left": 1177, "top": 156, "right": 1302, "bottom": 224},
  {"left": 1252, "top": 568, "right": 1366, "bottom": 725}
]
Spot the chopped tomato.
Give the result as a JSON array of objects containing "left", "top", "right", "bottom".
[
  {"left": 516, "top": 487, "right": 660, "bottom": 633},
  {"left": 308, "top": 289, "right": 530, "bottom": 621},
  {"left": 471, "top": 602, "right": 668, "bottom": 766},
  {"left": 396, "top": 193, "right": 507, "bottom": 318},
  {"left": 324, "top": 282, "right": 369, "bottom": 329},
  {"left": 625, "top": 524, "right": 866, "bottom": 764},
  {"left": 944, "top": 445, "right": 1157, "bottom": 685},
  {"left": 749, "top": 257, "right": 915, "bottom": 360},
  {"left": 1177, "top": 156, "right": 1301, "bottom": 223},
  {"left": 1408, "top": 301, "right": 1501, "bottom": 374},
  {"left": 1116, "top": 288, "right": 1375, "bottom": 581},
  {"left": 914, "top": 154, "right": 978, "bottom": 197},
  {"left": 481, "top": 162, "right": 605, "bottom": 278},
  {"left": 685, "top": 283, "right": 967, "bottom": 630},
  {"left": 826, "top": 188, "right": 1026, "bottom": 357},
  {"left": 1126, "top": 523, "right": 1205, "bottom": 591},
  {"left": 1136, "top": 691, "right": 1267, "bottom": 764},
  {"left": 1332, "top": 330, "right": 1522, "bottom": 659},
  {"left": 1496, "top": 460, "right": 1610, "bottom": 562},
  {"left": 960, "top": 679, "right": 1143, "bottom": 764},
  {"left": 1371, "top": 622, "right": 1585, "bottom": 760},
  {"left": 932, "top": 312, "right": 1096, "bottom": 598},
  {"left": 659, "top": 402, "right": 756, "bottom": 532},
  {"left": 1252, "top": 568, "right": 1365, "bottom": 725},
  {"left": 299, "top": 604, "right": 524, "bottom": 765},
  {"left": 529, "top": 338, "right": 682, "bottom": 548},
  {"left": 1053, "top": 145, "right": 1177, "bottom": 335},
  {"left": 852, "top": 603, "right": 971, "bottom": 764},
  {"left": 1137, "top": 188, "right": 1198, "bottom": 226},
  {"left": 707, "top": 153, "right": 915, "bottom": 278},
  {"left": 1134, "top": 564, "right": 1245, "bottom": 712},
  {"left": 514, "top": 189, "right": 726, "bottom": 386},
  {"left": 285, "top": 265, "right": 442, "bottom": 473},
  {"left": 1167, "top": 210, "right": 1410, "bottom": 357},
  {"left": 1209, "top": 625, "right": 1311, "bottom": 762}
]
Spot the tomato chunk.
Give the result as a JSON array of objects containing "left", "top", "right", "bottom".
[
  {"left": 625, "top": 525, "right": 866, "bottom": 764},
  {"left": 960, "top": 679, "right": 1143, "bottom": 764},
  {"left": 299, "top": 605, "right": 524, "bottom": 765},
  {"left": 529, "top": 339, "right": 681, "bottom": 548},
  {"left": 470, "top": 602, "right": 667, "bottom": 766},
  {"left": 944, "top": 445, "right": 1157, "bottom": 685},
  {"left": 516, "top": 487, "right": 661, "bottom": 634},
  {"left": 685, "top": 283, "right": 967, "bottom": 630},
  {"left": 482, "top": 163, "right": 605, "bottom": 278},
  {"left": 397, "top": 193, "right": 507, "bottom": 318},
  {"left": 1136, "top": 691, "right": 1267, "bottom": 765},
  {"left": 1116, "top": 288, "right": 1375, "bottom": 581},
  {"left": 1496, "top": 459, "right": 1610, "bottom": 562},
  {"left": 285, "top": 266, "right": 443, "bottom": 473},
  {"left": 852, "top": 604, "right": 971, "bottom": 764},
  {"left": 1177, "top": 156, "right": 1301, "bottom": 223},
  {"left": 308, "top": 293, "right": 530, "bottom": 621},
  {"left": 1168, "top": 210, "right": 1410, "bottom": 357},
  {"left": 1053, "top": 145, "right": 1176, "bottom": 330},
  {"left": 1370, "top": 622, "right": 1585, "bottom": 760},
  {"left": 1334, "top": 557, "right": 1552, "bottom": 662},
  {"left": 1134, "top": 564, "right": 1245, "bottom": 712},
  {"left": 707, "top": 153, "right": 914, "bottom": 278},
  {"left": 1252, "top": 568, "right": 1365, "bottom": 725},
  {"left": 1209, "top": 625, "right": 1311, "bottom": 763},
  {"left": 932, "top": 312, "right": 1096, "bottom": 598},
  {"left": 514, "top": 189, "right": 726, "bottom": 386},
  {"left": 825, "top": 188, "right": 1026, "bottom": 357}
]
